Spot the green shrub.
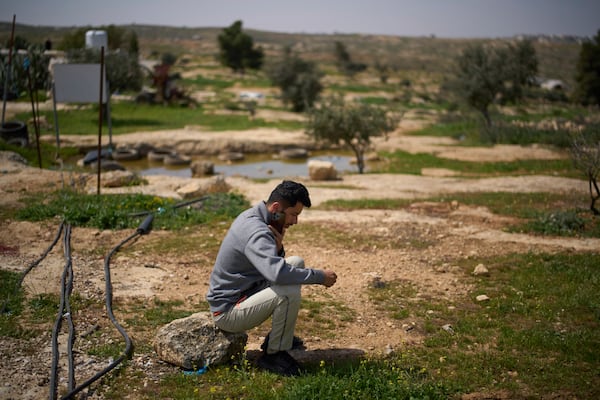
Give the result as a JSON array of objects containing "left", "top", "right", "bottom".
[{"left": 526, "top": 210, "right": 586, "bottom": 236}]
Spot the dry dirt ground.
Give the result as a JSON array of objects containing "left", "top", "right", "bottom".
[{"left": 1, "top": 118, "right": 598, "bottom": 399}]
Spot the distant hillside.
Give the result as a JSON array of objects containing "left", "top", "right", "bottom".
[{"left": 0, "top": 22, "right": 583, "bottom": 87}]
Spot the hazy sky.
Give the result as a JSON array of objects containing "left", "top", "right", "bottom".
[{"left": 3, "top": 0, "right": 599, "bottom": 38}]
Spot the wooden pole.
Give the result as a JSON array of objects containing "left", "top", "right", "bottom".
[{"left": 96, "top": 47, "right": 105, "bottom": 195}]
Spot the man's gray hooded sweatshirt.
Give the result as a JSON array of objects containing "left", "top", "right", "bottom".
[{"left": 207, "top": 202, "right": 325, "bottom": 315}]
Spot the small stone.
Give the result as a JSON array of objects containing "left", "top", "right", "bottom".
[
  {"left": 441, "top": 324, "right": 455, "bottom": 334},
  {"left": 476, "top": 294, "right": 490, "bottom": 302},
  {"left": 473, "top": 264, "right": 489, "bottom": 276},
  {"left": 384, "top": 344, "right": 394, "bottom": 356}
]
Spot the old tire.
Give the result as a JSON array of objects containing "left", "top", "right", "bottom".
[
  {"left": 112, "top": 148, "right": 141, "bottom": 161},
  {"left": 163, "top": 153, "right": 191, "bottom": 166},
  {"left": 148, "top": 149, "right": 174, "bottom": 162},
  {"left": 1, "top": 121, "right": 29, "bottom": 147}
]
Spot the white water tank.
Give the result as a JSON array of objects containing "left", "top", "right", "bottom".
[{"left": 85, "top": 30, "right": 107, "bottom": 50}]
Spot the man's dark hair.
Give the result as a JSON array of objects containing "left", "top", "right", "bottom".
[{"left": 267, "top": 180, "right": 311, "bottom": 208}]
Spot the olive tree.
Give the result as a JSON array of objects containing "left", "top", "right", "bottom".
[
  {"left": 573, "top": 29, "right": 600, "bottom": 106},
  {"left": 266, "top": 47, "right": 323, "bottom": 112},
  {"left": 454, "top": 40, "right": 537, "bottom": 127},
  {"left": 570, "top": 127, "right": 600, "bottom": 215},
  {"left": 334, "top": 41, "right": 367, "bottom": 78},
  {"left": 67, "top": 48, "right": 143, "bottom": 93},
  {"left": 217, "top": 20, "right": 264, "bottom": 74},
  {"left": 306, "top": 96, "right": 398, "bottom": 173}
]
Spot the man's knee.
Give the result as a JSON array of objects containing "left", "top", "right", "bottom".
[
  {"left": 272, "top": 284, "right": 301, "bottom": 303},
  {"left": 286, "top": 255, "right": 304, "bottom": 268}
]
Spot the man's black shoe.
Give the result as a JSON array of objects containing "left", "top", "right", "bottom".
[
  {"left": 256, "top": 351, "right": 302, "bottom": 376},
  {"left": 260, "top": 332, "right": 305, "bottom": 352}
]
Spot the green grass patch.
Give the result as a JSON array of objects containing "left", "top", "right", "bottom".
[
  {"left": 411, "top": 108, "right": 598, "bottom": 149},
  {"left": 357, "top": 96, "right": 390, "bottom": 105},
  {"left": 125, "top": 298, "right": 197, "bottom": 329},
  {"left": 444, "top": 252, "right": 600, "bottom": 397},
  {"left": 367, "top": 252, "right": 600, "bottom": 398},
  {"left": 482, "top": 123, "right": 573, "bottom": 148},
  {"left": 0, "top": 270, "right": 26, "bottom": 337},
  {"left": 87, "top": 342, "right": 124, "bottom": 359},
  {"left": 0, "top": 139, "right": 79, "bottom": 170},
  {"left": 410, "top": 118, "right": 481, "bottom": 142},
  {"left": 378, "top": 149, "right": 577, "bottom": 177},
  {"left": 320, "top": 191, "right": 579, "bottom": 217},
  {"left": 430, "top": 192, "right": 586, "bottom": 219},
  {"left": 368, "top": 279, "right": 417, "bottom": 320},
  {"left": 0, "top": 275, "right": 97, "bottom": 338},
  {"left": 28, "top": 293, "right": 61, "bottom": 323},
  {"left": 196, "top": 112, "right": 304, "bottom": 131},
  {"left": 292, "top": 222, "right": 389, "bottom": 251},
  {"left": 181, "top": 75, "right": 233, "bottom": 90},
  {"left": 135, "top": 223, "right": 227, "bottom": 257},
  {"left": 16, "top": 101, "right": 304, "bottom": 136},
  {"left": 298, "top": 296, "right": 356, "bottom": 338},
  {"left": 318, "top": 191, "right": 600, "bottom": 238},
  {"left": 329, "top": 83, "right": 395, "bottom": 93},
  {"left": 317, "top": 197, "right": 412, "bottom": 211},
  {"left": 143, "top": 355, "right": 453, "bottom": 400},
  {"left": 26, "top": 292, "right": 96, "bottom": 324},
  {"left": 502, "top": 104, "right": 591, "bottom": 124},
  {"left": 15, "top": 190, "right": 249, "bottom": 230}
]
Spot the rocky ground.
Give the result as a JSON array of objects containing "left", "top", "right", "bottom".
[{"left": 1, "top": 118, "right": 597, "bottom": 399}]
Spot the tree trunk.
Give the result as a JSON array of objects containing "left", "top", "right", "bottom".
[
  {"left": 482, "top": 108, "right": 492, "bottom": 128},
  {"left": 350, "top": 145, "right": 365, "bottom": 174},
  {"left": 590, "top": 175, "right": 600, "bottom": 215}
]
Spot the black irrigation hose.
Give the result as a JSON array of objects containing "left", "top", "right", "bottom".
[
  {"left": 60, "top": 214, "right": 154, "bottom": 400},
  {"left": 49, "top": 223, "right": 75, "bottom": 400},
  {"left": 2, "top": 212, "right": 155, "bottom": 398},
  {"left": 64, "top": 225, "right": 76, "bottom": 393},
  {"left": 172, "top": 196, "right": 210, "bottom": 210},
  {"left": 127, "top": 195, "right": 209, "bottom": 218}
]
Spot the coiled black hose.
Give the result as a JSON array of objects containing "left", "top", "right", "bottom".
[
  {"left": 59, "top": 214, "right": 154, "bottom": 399},
  {"left": 2, "top": 212, "right": 155, "bottom": 398}
]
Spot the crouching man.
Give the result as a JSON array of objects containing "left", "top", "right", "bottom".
[{"left": 206, "top": 180, "right": 337, "bottom": 376}]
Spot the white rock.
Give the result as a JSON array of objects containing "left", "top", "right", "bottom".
[
  {"left": 308, "top": 160, "right": 337, "bottom": 181},
  {"left": 473, "top": 264, "right": 490, "bottom": 276}
]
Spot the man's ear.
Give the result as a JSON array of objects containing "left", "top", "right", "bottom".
[
  {"left": 270, "top": 201, "right": 281, "bottom": 213},
  {"left": 269, "top": 202, "right": 285, "bottom": 222}
]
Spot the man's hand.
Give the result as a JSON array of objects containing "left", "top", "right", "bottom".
[
  {"left": 268, "top": 225, "right": 285, "bottom": 253},
  {"left": 322, "top": 270, "right": 337, "bottom": 287}
]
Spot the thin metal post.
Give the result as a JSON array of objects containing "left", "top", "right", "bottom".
[
  {"left": 96, "top": 47, "right": 105, "bottom": 195},
  {"left": 1, "top": 15, "right": 16, "bottom": 125}
]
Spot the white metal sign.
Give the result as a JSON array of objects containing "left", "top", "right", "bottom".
[{"left": 53, "top": 63, "right": 107, "bottom": 103}]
